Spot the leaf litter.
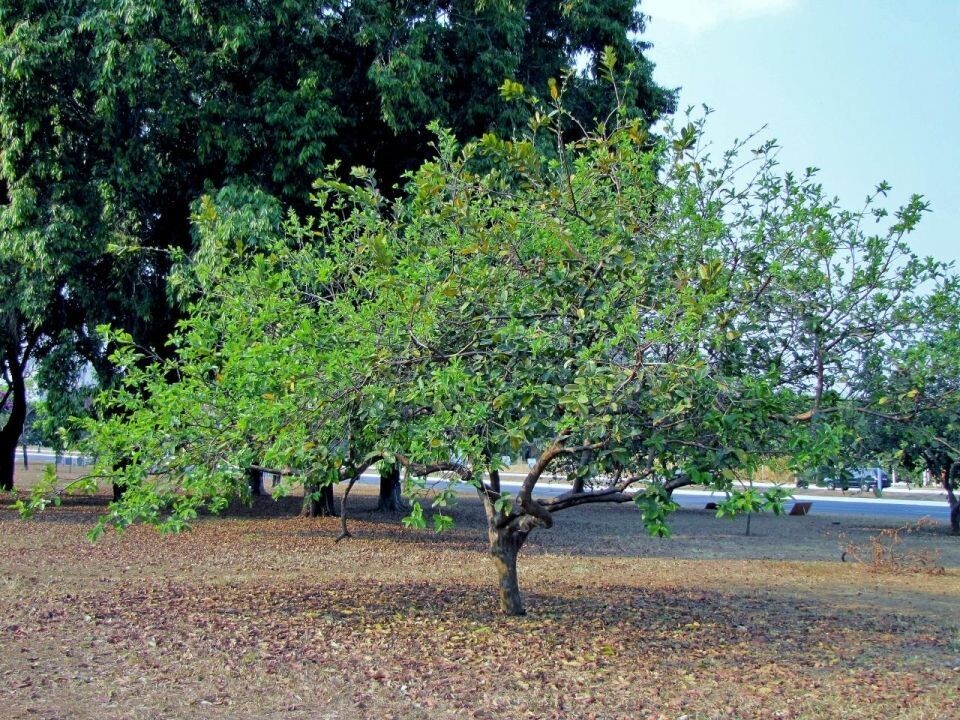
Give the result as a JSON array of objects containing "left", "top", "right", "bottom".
[{"left": 1, "top": 487, "right": 958, "bottom": 719}]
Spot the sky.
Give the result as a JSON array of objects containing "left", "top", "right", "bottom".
[{"left": 641, "top": 0, "right": 959, "bottom": 266}]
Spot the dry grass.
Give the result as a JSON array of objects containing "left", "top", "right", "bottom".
[{"left": 1, "top": 477, "right": 959, "bottom": 720}]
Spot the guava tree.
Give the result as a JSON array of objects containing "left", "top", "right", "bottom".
[{"left": 34, "top": 73, "right": 943, "bottom": 614}]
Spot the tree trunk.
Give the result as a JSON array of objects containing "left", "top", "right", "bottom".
[
  {"left": 112, "top": 481, "right": 127, "bottom": 502},
  {"left": 489, "top": 527, "right": 528, "bottom": 616},
  {"left": 302, "top": 481, "right": 336, "bottom": 517},
  {"left": 570, "top": 474, "right": 585, "bottom": 495},
  {"left": 21, "top": 444, "right": 28, "bottom": 470},
  {"left": 0, "top": 350, "right": 27, "bottom": 492},
  {"left": 946, "top": 462, "right": 960, "bottom": 535},
  {"left": 111, "top": 455, "right": 132, "bottom": 502},
  {"left": 664, "top": 473, "right": 693, "bottom": 499},
  {"left": 247, "top": 467, "right": 263, "bottom": 497},
  {"left": 377, "top": 463, "right": 406, "bottom": 512},
  {"left": 0, "top": 438, "right": 15, "bottom": 492},
  {"left": 488, "top": 467, "right": 501, "bottom": 495},
  {"left": 570, "top": 448, "right": 592, "bottom": 495}
]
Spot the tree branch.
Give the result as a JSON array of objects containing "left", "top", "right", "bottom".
[
  {"left": 337, "top": 452, "right": 476, "bottom": 541},
  {"left": 540, "top": 469, "right": 654, "bottom": 513},
  {"left": 336, "top": 451, "right": 387, "bottom": 542},
  {"left": 514, "top": 431, "right": 573, "bottom": 530},
  {"left": 511, "top": 433, "right": 618, "bottom": 529},
  {"left": 933, "top": 436, "right": 960, "bottom": 457}
]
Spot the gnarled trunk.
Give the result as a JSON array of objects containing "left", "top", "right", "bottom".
[
  {"left": 0, "top": 350, "right": 27, "bottom": 492},
  {"left": 302, "top": 481, "right": 336, "bottom": 517},
  {"left": 377, "top": 463, "right": 406, "bottom": 512},
  {"left": 664, "top": 473, "right": 693, "bottom": 499},
  {"left": 570, "top": 474, "right": 585, "bottom": 495},
  {"left": 570, "top": 448, "right": 593, "bottom": 495},
  {"left": 489, "top": 527, "right": 529, "bottom": 616},
  {"left": 479, "top": 436, "right": 568, "bottom": 616}
]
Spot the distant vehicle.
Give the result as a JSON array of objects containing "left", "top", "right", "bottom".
[{"left": 825, "top": 467, "right": 891, "bottom": 491}]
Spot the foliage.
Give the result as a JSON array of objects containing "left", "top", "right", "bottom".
[
  {"left": 715, "top": 486, "right": 791, "bottom": 519},
  {"left": 841, "top": 278, "right": 960, "bottom": 529},
  {"left": 0, "top": 1, "right": 676, "bottom": 481}
]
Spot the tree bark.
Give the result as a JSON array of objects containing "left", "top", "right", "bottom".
[
  {"left": 0, "top": 435, "right": 15, "bottom": 492},
  {"left": 302, "top": 481, "right": 336, "bottom": 517},
  {"left": 377, "top": 463, "right": 406, "bottom": 512},
  {"left": 21, "top": 443, "right": 28, "bottom": 470},
  {"left": 111, "top": 455, "right": 133, "bottom": 502},
  {"left": 664, "top": 473, "right": 693, "bottom": 499},
  {"left": 0, "top": 349, "right": 27, "bottom": 492},
  {"left": 489, "top": 527, "right": 528, "bottom": 616}
]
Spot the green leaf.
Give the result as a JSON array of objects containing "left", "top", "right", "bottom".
[
  {"left": 499, "top": 79, "right": 525, "bottom": 102},
  {"left": 401, "top": 502, "right": 427, "bottom": 530}
]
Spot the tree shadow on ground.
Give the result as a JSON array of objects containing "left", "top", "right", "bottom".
[{"left": 4, "top": 484, "right": 958, "bottom": 569}]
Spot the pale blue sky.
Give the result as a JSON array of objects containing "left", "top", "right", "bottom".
[{"left": 642, "top": 0, "right": 959, "bottom": 265}]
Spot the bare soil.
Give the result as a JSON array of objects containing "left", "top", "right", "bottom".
[{"left": 1, "top": 472, "right": 958, "bottom": 720}]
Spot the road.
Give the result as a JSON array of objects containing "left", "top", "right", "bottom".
[
  {"left": 351, "top": 472, "right": 950, "bottom": 523},
  {"left": 20, "top": 450, "right": 947, "bottom": 522},
  {"left": 671, "top": 490, "right": 948, "bottom": 521},
  {"left": 19, "top": 449, "right": 92, "bottom": 467}
]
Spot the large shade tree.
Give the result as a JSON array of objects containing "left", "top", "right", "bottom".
[
  {"left": 29, "top": 75, "right": 949, "bottom": 614},
  {"left": 0, "top": 0, "right": 675, "bottom": 491}
]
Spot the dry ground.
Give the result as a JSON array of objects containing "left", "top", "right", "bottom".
[{"left": 1, "top": 468, "right": 959, "bottom": 720}]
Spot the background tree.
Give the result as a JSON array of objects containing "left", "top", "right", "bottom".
[
  {"left": 0, "top": 0, "right": 674, "bottom": 490},
  {"left": 844, "top": 280, "right": 960, "bottom": 531}
]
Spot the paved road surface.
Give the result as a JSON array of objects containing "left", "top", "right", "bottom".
[
  {"left": 353, "top": 473, "right": 949, "bottom": 522},
  {"left": 671, "top": 490, "right": 948, "bottom": 521},
  {"left": 20, "top": 449, "right": 92, "bottom": 466},
  {"left": 19, "top": 452, "right": 947, "bottom": 522}
]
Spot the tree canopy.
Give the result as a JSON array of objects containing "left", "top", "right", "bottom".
[{"left": 0, "top": 0, "right": 675, "bottom": 489}]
